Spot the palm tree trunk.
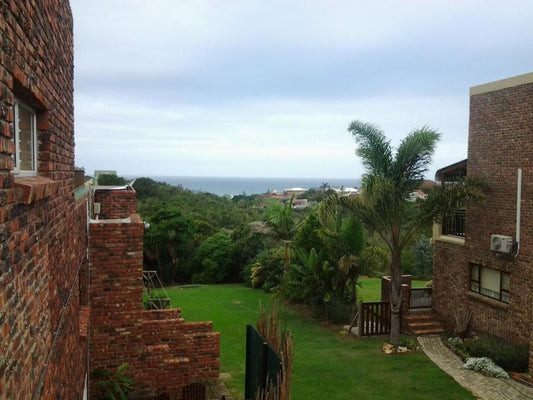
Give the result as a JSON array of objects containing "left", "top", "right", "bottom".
[{"left": 389, "top": 246, "right": 402, "bottom": 345}]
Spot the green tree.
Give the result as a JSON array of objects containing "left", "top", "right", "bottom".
[
  {"left": 341, "top": 120, "right": 484, "bottom": 344},
  {"left": 229, "top": 224, "right": 265, "bottom": 282},
  {"left": 97, "top": 174, "right": 127, "bottom": 185},
  {"left": 293, "top": 211, "right": 322, "bottom": 254},
  {"left": 264, "top": 197, "right": 295, "bottom": 241},
  {"left": 144, "top": 207, "right": 195, "bottom": 283},
  {"left": 191, "top": 232, "right": 233, "bottom": 283},
  {"left": 411, "top": 234, "right": 433, "bottom": 279},
  {"left": 317, "top": 194, "right": 366, "bottom": 317}
]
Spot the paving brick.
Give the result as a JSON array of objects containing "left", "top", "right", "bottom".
[{"left": 419, "top": 336, "right": 533, "bottom": 400}]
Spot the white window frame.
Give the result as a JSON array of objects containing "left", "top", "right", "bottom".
[{"left": 13, "top": 99, "right": 38, "bottom": 176}]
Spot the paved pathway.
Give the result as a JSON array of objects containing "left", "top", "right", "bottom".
[{"left": 418, "top": 336, "right": 533, "bottom": 400}]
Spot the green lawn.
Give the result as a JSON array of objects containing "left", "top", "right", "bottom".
[
  {"left": 357, "top": 277, "right": 429, "bottom": 302},
  {"left": 163, "top": 283, "right": 473, "bottom": 400}
]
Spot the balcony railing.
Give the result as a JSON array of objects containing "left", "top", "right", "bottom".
[{"left": 442, "top": 209, "right": 466, "bottom": 237}]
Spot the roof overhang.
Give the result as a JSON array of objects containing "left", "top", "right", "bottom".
[{"left": 435, "top": 159, "right": 467, "bottom": 182}]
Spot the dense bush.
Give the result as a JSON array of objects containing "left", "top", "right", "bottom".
[
  {"left": 97, "top": 174, "right": 128, "bottom": 185},
  {"left": 411, "top": 235, "right": 433, "bottom": 279},
  {"left": 191, "top": 233, "right": 233, "bottom": 284},
  {"left": 465, "top": 335, "right": 529, "bottom": 372},
  {"left": 249, "top": 246, "right": 288, "bottom": 291}
]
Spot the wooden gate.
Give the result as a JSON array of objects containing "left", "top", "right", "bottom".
[
  {"left": 358, "top": 301, "right": 391, "bottom": 336},
  {"left": 409, "top": 288, "right": 432, "bottom": 309}
]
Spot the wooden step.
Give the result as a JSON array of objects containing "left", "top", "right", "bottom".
[
  {"left": 403, "top": 311, "right": 444, "bottom": 336},
  {"left": 409, "top": 321, "right": 442, "bottom": 329},
  {"left": 412, "top": 327, "right": 445, "bottom": 335}
]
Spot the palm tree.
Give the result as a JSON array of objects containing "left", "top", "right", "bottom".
[{"left": 335, "top": 120, "right": 484, "bottom": 344}]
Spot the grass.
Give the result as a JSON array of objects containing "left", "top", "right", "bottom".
[
  {"left": 357, "top": 277, "right": 429, "bottom": 302},
  {"left": 162, "top": 281, "right": 474, "bottom": 400}
]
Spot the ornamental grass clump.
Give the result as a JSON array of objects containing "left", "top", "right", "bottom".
[
  {"left": 256, "top": 304, "right": 293, "bottom": 400},
  {"left": 463, "top": 357, "right": 509, "bottom": 378}
]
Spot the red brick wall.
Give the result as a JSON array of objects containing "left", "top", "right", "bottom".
[
  {"left": 433, "top": 79, "right": 533, "bottom": 350},
  {"left": 94, "top": 188, "right": 137, "bottom": 219},
  {"left": 89, "top": 205, "right": 220, "bottom": 399},
  {"left": 0, "top": 2, "right": 89, "bottom": 399}
]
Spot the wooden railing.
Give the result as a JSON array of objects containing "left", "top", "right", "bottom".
[
  {"left": 442, "top": 209, "right": 466, "bottom": 237},
  {"left": 358, "top": 301, "right": 391, "bottom": 337},
  {"left": 409, "top": 288, "right": 432, "bottom": 309}
]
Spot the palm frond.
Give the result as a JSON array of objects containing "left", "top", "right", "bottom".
[
  {"left": 348, "top": 120, "right": 393, "bottom": 177},
  {"left": 393, "top": 126, "right": 440, "bottom": 193},
  {"left": 419, "top": 176, "right": 486, "bottom": 224}
]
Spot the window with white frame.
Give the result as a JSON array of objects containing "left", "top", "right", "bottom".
[
  {"left": 13, "top": 99, "right": 37, "bottom": 174},
  {"left": 470, "top": 264, "right": 510, "bottom": 303}
]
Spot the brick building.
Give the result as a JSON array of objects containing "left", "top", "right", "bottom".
[
  {"left": 432, "top": 72, "right": 533, "bottom": 372},
  {"left": 0, "top": 2, "right": 219, "bottom": 399}
]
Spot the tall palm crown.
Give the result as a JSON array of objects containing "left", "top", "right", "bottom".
[{"left": 348, "top": 120, "right": 440, "bottom": 251}]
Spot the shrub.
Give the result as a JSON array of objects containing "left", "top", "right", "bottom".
[
  {"left": 463, "top": 357, "right": 509, "bottom": 378},
  {"left": 249, "top": 247, "right": 287, "bottom": 291},
  {"left": 97, "top": 174, "right": 127, "bottom": 185},
  {"left": 324, "top": 299, "right": 352, "bottom": 325},
  {"left": 447, "top": 337, "right": 464, "bottom": 348},
  {"left": 191, "top": 233, "right": 232, "bottom": 283},
  {"left": 446, "top": 336, "right": 470, "bottom": 360},
  {"left": 465, "top": 335, "right": 529, "bottom": 372},
  {"left": 93, "top": 363, "right": 133, "bottom": 400},
  {"left": 399, "top": 337, "right": 419, "bottom": 350},
  {"left": 411, "top": 235, "right": 433, "bottom": 279}
]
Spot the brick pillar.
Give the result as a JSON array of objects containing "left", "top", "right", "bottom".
[{"left": 88, "top": 214, "right": 145, "bottom": 393}]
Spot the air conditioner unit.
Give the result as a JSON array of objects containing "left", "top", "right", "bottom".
[{"left": 490, "top": 235, "right": 513, "bottom": 253}]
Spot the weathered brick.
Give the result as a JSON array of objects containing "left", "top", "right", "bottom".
[{"left": 432, "top": 73, "right": 533, "bottom": 373}]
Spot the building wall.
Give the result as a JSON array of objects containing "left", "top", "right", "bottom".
[
  {"left": 89, "top": 189, "right": 220, "bottom": 400},
  {"left": 433, "top": 75, "right": 533, "bottom": 351},
  {"left": 0, "top": 1, "right": 89, "bottom": 399}
]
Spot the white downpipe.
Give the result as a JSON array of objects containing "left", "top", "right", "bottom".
[{"left": 515, "top": 168, "right": 522, "bottom": 258}]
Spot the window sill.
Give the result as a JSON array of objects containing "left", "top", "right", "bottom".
[
  {"left": 468, "top": 291, "right": 509, "bottom": 309},
  {"left": 435, "top": 235, "right": 465, "bottom": 246},
  {"left": 14, "top": 176, "right": 59, "bottom": 204}
]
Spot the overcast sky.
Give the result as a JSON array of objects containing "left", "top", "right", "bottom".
[{"left": 71, "top": 0, "right": 533, "bottom": 180}]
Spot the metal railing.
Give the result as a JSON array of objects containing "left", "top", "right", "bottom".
[
  {"left": 409, "top": 288, "right": 433, "bottom": 309},
  {"left": 442, "top": 209, "right": 466, "bottom": 237}
]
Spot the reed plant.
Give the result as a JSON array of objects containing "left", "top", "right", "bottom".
[{"left": 255, "top": 304, "right": 293, "bottom": 400}]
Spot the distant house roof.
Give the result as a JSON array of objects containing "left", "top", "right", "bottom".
[
  {"left": 420, "top": 180, "right": 437, "bottom": 190},
  {"left": 435, "top": 159, "right": 467, "bottom": 182},
  {"left": 292, "top": 199, "right": 308, "bottom": 204}
]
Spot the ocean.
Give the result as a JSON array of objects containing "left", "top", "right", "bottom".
[{"left": 138, "top": 176, "right": 362, "bottom": 196}]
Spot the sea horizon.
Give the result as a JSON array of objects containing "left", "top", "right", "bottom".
[{"left": 127, "top": 175, "right": 362, "bottom": 196}]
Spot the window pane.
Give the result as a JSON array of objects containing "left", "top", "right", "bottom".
[
  {"left": 18, "top": 105, "right": 34, "bottom": 170},
  {"left": 470, "top": 282, "right": 479, "bottom": 293},
  {"left": 501, "top": 272, "right": 510, "bottom": 291},
  {"left": 501, "top": 291, "right": 509, "bottom": 303},
  {"left": 480, "top": 267, "right": 501, "bottom": 299},
  {"left": 471, "top": 265, "right": 479, "bottom": 281}
]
